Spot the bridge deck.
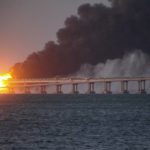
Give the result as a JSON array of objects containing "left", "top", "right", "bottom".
[{"left": 8, "top": 77, "right": 150, "bottom": 85}]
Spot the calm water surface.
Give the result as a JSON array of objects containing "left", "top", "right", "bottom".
[{"left": 0, "top": 94, "right": 150, "bottom": 150}]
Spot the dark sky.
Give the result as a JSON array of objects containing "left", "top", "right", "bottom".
[{"left": 0, "top": 0, "right": 109, "bottom": 73}]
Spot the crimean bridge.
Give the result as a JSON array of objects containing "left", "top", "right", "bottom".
[{"left": 6, "top": 77, "right": 150, "bottom": 94}]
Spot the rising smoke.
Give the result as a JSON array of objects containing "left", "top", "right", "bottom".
[
  {"left": 11, "top": 0, "right": 150, "bottom": 78},
  {"left": 75, "top": 50, "right": 150, "bottom": 77}
]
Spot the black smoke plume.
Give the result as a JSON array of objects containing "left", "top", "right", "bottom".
[{"left": 11, "top": 0, "right": 150, "bottom": 78}]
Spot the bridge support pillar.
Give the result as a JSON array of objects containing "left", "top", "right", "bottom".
[
  {"left": 104, "top": 81, "right": 112, "bottom": 94},
  {"left": 138, "top": 80, "right": 146, "bottom": 94},
  {"left": 121, "top": 81, "right": 129, "bottom": 94},
  {"left": 25, "top": 87, "right": 31, "bottom": 94},
  {"left": 41, "top": 86, "right": 47, "bottom": 94},
  {"left": 56, "top": 84, "right": 62, "bottom": 94},
  {"left": 8, "top": 87, "right": 15, "bottom": 94},
  {"left": 87, "top": 82, "right": 95, "bottom": 94},
  {"left": 72, "top": 83, "right": 79, "bottom": 94}
]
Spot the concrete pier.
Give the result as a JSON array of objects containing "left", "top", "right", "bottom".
[
  {"left": 87, "top": 82, "right": 95, "bottom": 94},
  {"left": 25, "top": 87, "right": 31, "bottom": 94},
  {"left": 72, "top": 83, "right": 79, "bottom": 94},
  {"left": 8, "top": 87, "right": 15, "bottom": 94},
  {"left": 56, "top": 84, "right": 62, "bottom": 94},
  {"left": 121, "top": 81, "right": 129, "bottom": 94},
  {"left": 104, "top": 81, "right": 112, "bottom": 94},
  {"left": 41, "top": 86, "right": 47, "bottom": 94},
  {"left": 138, "top": 80, "right": 146, "bottom": 94}
]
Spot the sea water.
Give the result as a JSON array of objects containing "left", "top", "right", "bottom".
[{"left": 0, "top": 94, "right": 150, "bottom": 150}]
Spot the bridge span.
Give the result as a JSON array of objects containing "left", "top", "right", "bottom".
[{"left": 6, "top": 77, "right": 150, "bottom": 94}]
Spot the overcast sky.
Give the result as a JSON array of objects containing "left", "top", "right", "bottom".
[{"left": 0, "top": 0, "right": 109, "bottom": 73}]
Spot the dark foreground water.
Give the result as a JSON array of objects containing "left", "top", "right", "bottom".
[{"left": 0, "top": 94, "right": 150, "bottom": 150}]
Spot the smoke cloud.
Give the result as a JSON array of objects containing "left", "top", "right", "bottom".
[
  {"left": 75, "top": 50, "right": 150, "bottom": 77},
  {"left": 11, "top": 0, "right": 150, "bottom": 78}
]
